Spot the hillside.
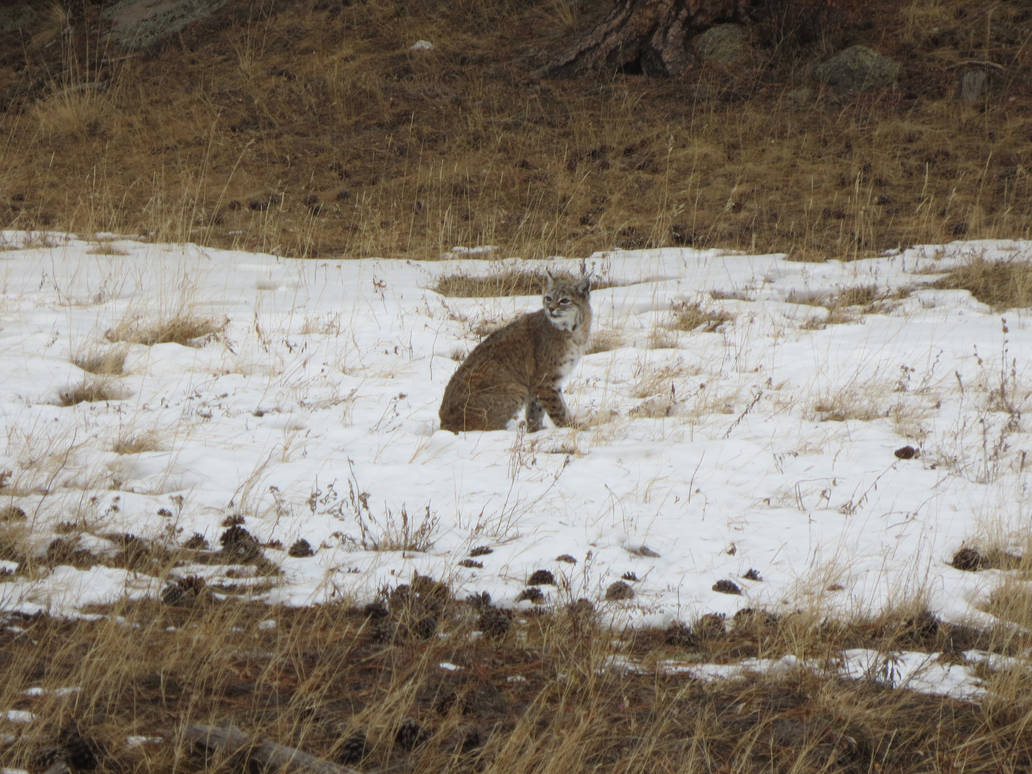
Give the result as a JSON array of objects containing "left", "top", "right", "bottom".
[{"left": 1, "top": 0, "right": 1030, "bottom": 260}]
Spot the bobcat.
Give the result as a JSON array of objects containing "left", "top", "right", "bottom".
[{"left": 439, "top": 273, "right": 592, "bottom": 432}]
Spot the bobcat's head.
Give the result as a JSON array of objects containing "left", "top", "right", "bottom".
[{"left": 542, "top": 273, "right": 591, "bottom": 332}]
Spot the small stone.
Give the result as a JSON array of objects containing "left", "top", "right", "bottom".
[
  {"left": 952, "top": 547, "right": 986, "bottom": 572},
  {"left": 695, "top": 613, "right": 727, "bottom": 638},
  {"left": 664, "top": 622, "right": 697, "bottom": 647},
  {"left": 629, "top": 544, "right": 660, "bottom": 558},
  {"left": 0, "top": 505, "right": 26, "bottom": 522},
  {"left": 712, "top": 579, "right": 742, "bottom": 595},
  {"left": 183, "top": 533, "right": 208, "bottom": 550},
  {"left": 894, "top": 445, "right": 919, "bottom": 460},
  {"left": 337, "top": 733, "right": 368, "bottom": 765},
  {"left": 395, "top": 718, "right": 429, "bottom": 750},
  {"left": 604, "top": 581, "right": 634, "bottom": 601},
  {"left": 516, "top": 587, "right": 545, "bottom": 604},
  {"left": 219, "top": 526, "right": 263, "bottom": 562},
  {"left": 478, "top": 605, "right": 511, "bottom": 638},
  {"left": 527, "top": 569, "right": 555, "bottom": 586}
]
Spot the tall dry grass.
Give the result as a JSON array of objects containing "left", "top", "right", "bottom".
[{"left": 1, "top": 584, "right": 1031, "bottom": 772}]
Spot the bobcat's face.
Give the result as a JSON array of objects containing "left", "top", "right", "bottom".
[{"left": 542, "top": 276, "right": 590, "bottom": 332}]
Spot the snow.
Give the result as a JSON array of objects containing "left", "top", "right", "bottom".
[
  {"left": 1, "top": 231, "right": 1030, "bottom": 639},
  {"left": 627, "top": 647, "right": 1010, "bottom": 701}
]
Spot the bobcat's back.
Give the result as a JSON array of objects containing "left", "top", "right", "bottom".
[{"left": 439, "top": 276, "right": 591, "bottom": 432}]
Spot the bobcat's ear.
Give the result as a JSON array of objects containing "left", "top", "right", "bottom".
[
  {"left": 577, "top": 276, "right": 591, "bottom": 295},
  {"left": 545, "top": 269, "right": 556, "bottom": 291}
]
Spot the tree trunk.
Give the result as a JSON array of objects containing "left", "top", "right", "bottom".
[{"left": 543, "top": 0, "right": 759, "bottom": 77}]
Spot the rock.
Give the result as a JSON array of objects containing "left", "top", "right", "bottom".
[
  {"left": 516, "top": 587, "right": 545, "bottom": 604},
  {"left": 951, "top": 547, "right": 986, "bottom": 571},
  {"left": 604, "top": 580, "right": 634, "bottom": 601},
  {"left": 691, "top": 24, "right": 752, "bottom": 66},
  {"left": 957, "top": 68, "right": 988, "bottom": 103},
  {"left": 0, "top": 505, "right": 26, "bottom": 522},
  {"left": 712, "top": 579, "right": 742, "bottom": 595},
  {"left": 527, "top": 569, "right": 556, "bottom": 586},
  {"left": 894, "top": 445, "right": 919, "bottom": 460},
  {"left": 103, "top": 0, "right": 228, "bottom": 49},
  {"left": 814, "top": 45, "right": 899, "bottom": 96}
]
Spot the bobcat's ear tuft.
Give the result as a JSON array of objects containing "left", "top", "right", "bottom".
[
  {"left": 577, "top": 276, "right": 591, "bottom": 295},
  {"left": 545, "top": 269, "right": 556, "bottom": 291}
]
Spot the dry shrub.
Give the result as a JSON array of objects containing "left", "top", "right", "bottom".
[
  {"left": 434, "top": 270, "right": 614, "bottom": 298},
  {"left": 787, "top": 284, "right": 880, "bottom": 308},
  {"left": 105, "top": 314, "right": 225, "bottom": 346},
  {"left": 667, "top": 300, "right": 732, "bottom": 332},
  {"left": 812, "top": 388, "right": 882, "bottom": 422},
  {"left": 933, "top": 259, "right": 1032, "bottom": 309},
  {"left": 112, "top": 432, "right": 161, "bottom": 455},
  {"left": 587, "top": 329, "right": 622, "bottom": 354},
  {"left": 58, "top": 379, "right": 124, "bottom": 406},
  {"left": 435, "top": 270, "right": 552, "bottom": 298},
  {"left": 73, "top": 348, "right": 127, "bottom": 375}
]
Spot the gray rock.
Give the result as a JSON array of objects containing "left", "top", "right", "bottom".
[
  {"left": 102, "top": 0, "right": 227, "bottom": 49},
  {"left": 957, "top": 68, "right": 988, "bottom": 103},
  {"left": 814, "top": 45, "right": 900, "bottom": 95},
  {"left": 692, "top": 24, "right": 752, "bottom": 66}
]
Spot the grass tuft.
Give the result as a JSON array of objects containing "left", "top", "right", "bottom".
[
  {"left": 111, "top": 432, "right": 162, "bottom": 455},
  {"left": 104, "top": 314, "right": 225, "bottom": 346},
  {"left": 667, "top": 300, "right": 733, "bottom": 332},
  {"left": 58, "top": 379, "right": 125, "bottom": 406},
  {"left": 932, "top": 259, "right": 1032, "bottom": 309},
  {"left": 72, "top": 347, "right": 127, "bottom": 376},
  {"left": 434, "top": 270, "right": 615, "bottom": 298}
]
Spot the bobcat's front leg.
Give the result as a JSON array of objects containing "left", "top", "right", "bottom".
[
  {"left": 533, "top": 385, "right": 570, "bottom": 428},
  {"left": 525, "top": 397, "right": 545, "bottom": 433}
]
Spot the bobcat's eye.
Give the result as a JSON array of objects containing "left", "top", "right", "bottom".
[
  {"left": 559, "top": 297, "right": 570, "bottom": 305},
  {"left": 544, "top": 295, "right": 553, "bottom": 303}
]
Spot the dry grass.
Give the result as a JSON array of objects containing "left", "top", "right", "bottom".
[
  {"left": 57, "top": 379, "right": 125, "bottom": 406},
  {"left": 667, "top": 299, "right": 733, "bottom": 332},
  {"left": 812, "top": 389, "right": 884, "bottom": 422},
  {"left": 0, "top": 586, "right": 1029, "bottom": 773},
  {"left": 434, "top": 270, "right": 558, "bottom": 298},
  {"left": 104, "top": 313, "right": 225, "bottom": 346},
  {"left": 932, "top": 259, "right": 1032, "bottom": 309},
  {"left": 2, "top": 1, "right": 1028, "bottom": 259},
  {"left": 72, "top": 347, "right": 127, "bottom": 376},
  {"left": 111, "top": 431, "right": 162, "bottom": 455},
  {"left": 434, "top": 270, "right": 616, "bottom": 298}
]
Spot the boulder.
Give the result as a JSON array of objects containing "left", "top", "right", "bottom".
[
  {"left": 814, "top": 45, "right": 900, "bottom": 95},
  {"left": 692, "top": 23, "right": 752, "bottom": 66},
  {"left": 102, "top": 0, "right": 227, "bottom": 49}
]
